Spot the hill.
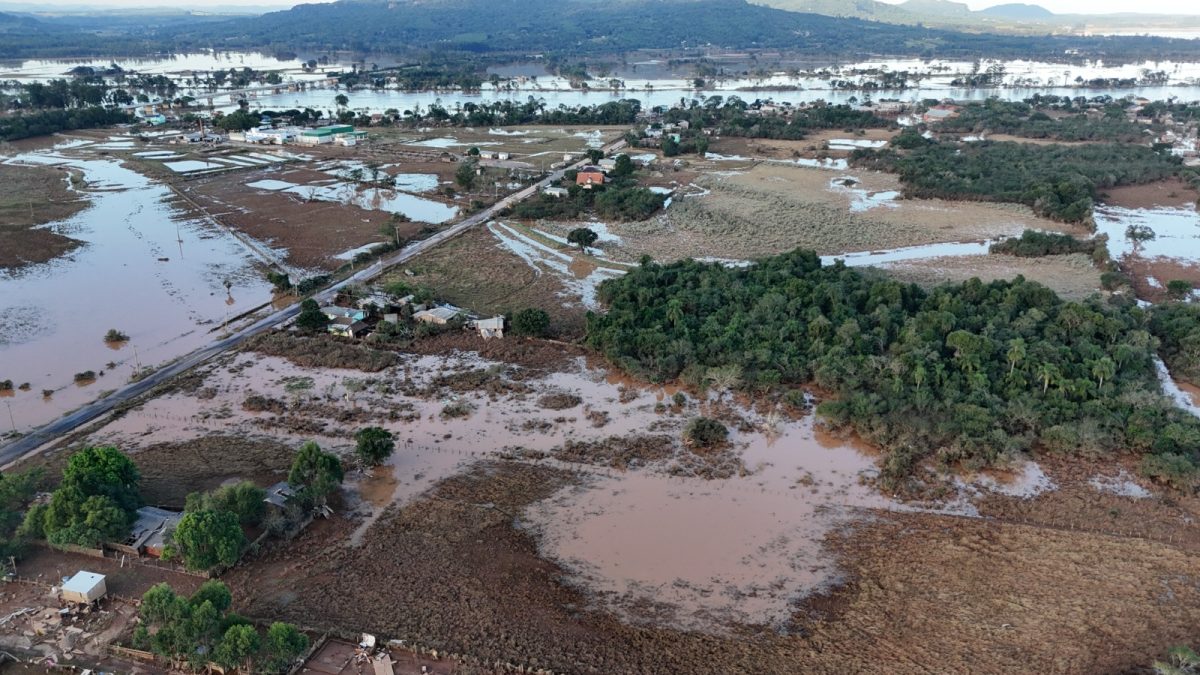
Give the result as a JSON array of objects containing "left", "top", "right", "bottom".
[
  {"left": 898, "top": 0, "right": 973, "bottom": 17},
  {"left": 980, "top": 3, "right": 1055, "bottom": 19}
]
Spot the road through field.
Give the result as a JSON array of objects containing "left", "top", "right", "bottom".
[{"left": 0, "top": 139, "right": 625, "bottom": 467}]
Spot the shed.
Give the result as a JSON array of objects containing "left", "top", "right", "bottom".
[
  {"left": 413, "top": 306, "right": 462, "bottom": 325},
  {"left": 61, "top": 572, "right": 106, "bottom": 604},
  {"left": 329, "top": 316, "right": 369, "bottom": 338},
  {"left": 542, "top": 186, "right": 569, "bottom": 198},
  {"left": 472, "top": 316, "right": 505, "bottom": 339}
]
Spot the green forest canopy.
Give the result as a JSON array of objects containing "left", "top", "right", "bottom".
[{"left": 586, "top": 250, "right": 1200, "bottom": 490}]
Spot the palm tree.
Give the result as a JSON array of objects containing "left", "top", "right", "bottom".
[
  {"left": 1036, "top": 363, "right": 1061, "bottom": 394},
  {"left": 1091, "top": 356, "right": 1116, "bottom": 389},
  {"left": 1006, "top": 338, "right": 1026, "bottom": 376}
]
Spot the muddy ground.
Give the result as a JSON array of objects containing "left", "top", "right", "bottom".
[
  {"left": 219, "top": 459, "right": 1200, "bottom": 674},
  {"left": 1102, "top": 177, "right": 1200, "bottom": 210},
  {"left": 881, "top": 252, "right": 1104, "bottom": 300},
  {"left": 0, "top": 164, "right": 87, "bottom": 269}
]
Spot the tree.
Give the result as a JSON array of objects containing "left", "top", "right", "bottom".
[
  {"left": 1154, "top": 646, "right": 1200, "bottom": 675},
  {"left": 334, "top": 93, "right": 349, "bottom": 108},
  {"left": 0, "top": 469, "right": 41, "bottom": 559},
  {"left": 611, "top": 153, "right": 634, "bottom": 177},
  {"left": 214, "top": 110, "right": 259, "bottom": 132},
  {"left": 266, "top": 270, "right": 292, "bottom": 293},
  {"left": 295, "top": 299, "right": 329, "bottom": 333},
  {"left": 586, "top": 149, "right": 604, "bottom": 163},
  {"left": 214, "top": 624, "right": 261, "bottom": 672},
  {"left": 37, "top": 447, "right": 140, "bottom": 546},
  {"left": 455, "top": 159, "right": 477, "bottom": 190},
  {"left": 511, "top": 308, "right": 550, "bottom": 337},
  {"left": 288, "top": 442, "right": 344, "bottom": 506},
  {"left": 354, "top": 427, "right": 395, "bottom": 467},
  {"left": 262, "top": 622, "right": 309, "bottom": 673},
  {"left": 171, "top": 509, "right": 245, "bottom": 572},
  {"left": 1168, "top": 279, "right": 1193, "bottom": 301},
  {"left": 190, "top": 580, "right": 233, "bottom": 613},
  {"left": 567, "top": 227, "right": 598, "bottom": 253},
  {"left": 186, "top": 482, "right": 266, "bottom": 525}
]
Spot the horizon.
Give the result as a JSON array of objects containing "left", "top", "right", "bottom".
[{"left": 0, "top": 0, "right": 1198, "bottom": 15}]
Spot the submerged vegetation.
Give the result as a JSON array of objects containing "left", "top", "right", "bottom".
[{"left": 587, "top": 250, "right": 1200, "bottom": 490}]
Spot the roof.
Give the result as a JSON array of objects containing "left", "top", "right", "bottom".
[
  {"left": 62, "top": 571, "right": 105, "bottom": 595},
  {"left": 125, "top": 506, "right": 182, "bottom": 550},
  {"left": 264, "top": 481, "right": 295, "bottom": 508},
  {"left": 321, "top": 305, "right": 363, "bottom": 319},
  {"left": 474, "top": 316, "right": 505, "bottom": 330},
  {"left": 414, "top": 306, "right": 461, "bottom": 322}
]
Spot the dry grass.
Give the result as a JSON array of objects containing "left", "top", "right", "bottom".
[
  {"left": 881, "top": 253, "right": 1105, "bottom": 300},
  {"left": 0, "top": 164, "right": 87, "bottom": 268}
]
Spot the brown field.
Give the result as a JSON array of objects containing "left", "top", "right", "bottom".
[
  {"left": 1123, "top": 255, "right": 1200, "bottom": 303},
  {"left": 1102, "top": 177, "right": 1200, "bottom": 210},
  {"left": 880, "top": 252, "right": 1104, "bottom": 300},
  {"left": 0, "top": 164, "right": 87, "bottom": 269}
]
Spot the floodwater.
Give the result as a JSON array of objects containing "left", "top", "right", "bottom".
[
  {"left": 1094, "top": 205, "right": 1200, "bottom": 263},
  {"left": 84, "top": 349, "right": 973, "bottom": 633},
  {"left": 0, "top": 139, "right": 275, "bottom": 432},
  {"left": 282, "top": 182, "right": 458, "bottom": 224},
  {"left": 208, "top": 55, "right": 1200, "bottom": 116}
]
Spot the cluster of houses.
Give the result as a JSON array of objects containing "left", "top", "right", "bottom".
[{"left": 316, "top": 290, "right": 506, "bottom": 340}]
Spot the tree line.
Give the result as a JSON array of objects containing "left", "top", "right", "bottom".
[
  {"left": 586, "top": 250, "right": 1200, "bottom": 491},
  {"left": 851, "top": 137, "right": 1182, "bottom": 223},
  {"left": 0, "top": 107, "right": 133, "bottom": 142}
]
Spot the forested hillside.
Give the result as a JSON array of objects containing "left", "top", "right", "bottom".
[{"left": 586, "top": 251, "right": 1200, "bottom": 491}]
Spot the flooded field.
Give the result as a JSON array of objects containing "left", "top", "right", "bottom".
[{"left": 0, "top": 138, "right": 276, "bottom": 432}]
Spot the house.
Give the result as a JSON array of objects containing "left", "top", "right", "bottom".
[
  {"left": 61, "top": 571, "right": 106, "bottom": 604},
  {"left": 245, "top": 126, "right": 298, "bottom": 145},
  {"left": 471, "top": 316, "right": 505, "bottom": 339},
  {"left": 576, "top": 167, "right": 606, "bottom": 188},
  {"left": 321, "top": 306, "right": 367, "bottom": 322},
  {"left": 922, "top": 105, "right": 961, "bottom": 124},
  {"left": 141, "top": 113, "right": 168, "bottom": 126},
  {"left": 263, "top": 481, "right": 296, "bottom": 511},
  {"left": 543, "top": 186, "right": 569, "bottom": 198},
  {"left": 329, "top": 316, "right": 369, "bottom": 338},
  {"left": 413, "top": 305, "right": 462, "bottom": 325},
  {"left": 597, "top": 158, "right": 617, "bottom": 171},
  {"left": 114, "top": 506, "right": 182, "bottom": 558}
]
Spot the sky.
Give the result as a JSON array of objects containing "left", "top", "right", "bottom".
[
  {"left": 5, "top": 0, "right": 1200, "bottom": 12},
  {"left": 877, "top": 0, "right": 1200, "bottom": 14}
]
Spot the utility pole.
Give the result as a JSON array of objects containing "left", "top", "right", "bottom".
[{"left": 5, "top": 401, "right": 15, "bottom": 434}]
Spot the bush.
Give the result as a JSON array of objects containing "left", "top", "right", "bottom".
[
  {"left": 511, "top": 308, "right": 550, "bottom": 337},
  {"left": 354, "top": 426, "right": 395, "bottom": 467},
  {"left": 683, "top": 417, "right": 728, "bottom": 448},
  {"left": 1140, "top": 452, "right": 1199, "bottom": 491},
  {"left": 990, "top": 230, "right": 1096, "bottom": 258},
  {"left": 103, "top": 329, "right": 129, "bottom": 342}
]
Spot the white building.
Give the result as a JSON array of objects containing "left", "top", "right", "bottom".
[{"left": 61, "top": 571, "right": 106, "bottom": 604}]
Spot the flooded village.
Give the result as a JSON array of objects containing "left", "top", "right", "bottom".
[{"left": 4, "top": 43, "right": 1200, "bottom": 675}]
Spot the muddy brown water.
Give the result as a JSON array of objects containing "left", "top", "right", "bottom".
[
  {"left": 0, "top": 138, "right": 278, "bottom": 432},
  {"left": 85, "top": 350, "right": 978, "bottom": 634}
]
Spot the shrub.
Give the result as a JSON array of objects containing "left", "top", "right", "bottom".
[
  {"left": 1140, "top": 452, "right": 1199, "bottom": 491},
  {"left": 511, "top": 308, "right": 550, "bottom": 337},
  {"left": 683, "top": 417, "right": 728, "bottom": 448}
]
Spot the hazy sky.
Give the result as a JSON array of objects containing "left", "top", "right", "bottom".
[
  {"left": 877, "top": 0, "right": 1200, "bottom": 13},
  {"left": 9, "top": 0, "right": 1200, "bottom": 13}
]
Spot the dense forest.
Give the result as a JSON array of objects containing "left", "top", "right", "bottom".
[
  {"left": 937, "top": 98, "right": 1148, "bottom": 143},
  {"left": 586, "top": 251, "right": 1200, "bottom": 491},
  {"left": 851, "top": 138, "right": 1181, "bottom": 223},
  {"left": 0, "top": 107, "right": 133, "bottom": 141},
  {"left": 1150, "top": 303, "right": 1200, "bottom": 387}
]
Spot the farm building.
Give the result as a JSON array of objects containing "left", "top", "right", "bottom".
[
  {"left": 542, "top": 186, "right": 569, "bottom": 198},
  {"left": 298, "top": 125, "right": 368, "bottom": 145},
  {"left": 321, "top": 306, "right": 367, "bottom": 322},
  {"left": 471, "top": 316, "right": 505, "bottom": 339},
  {"left": 61, "top": 572, "right": 106, "bottom": 605}
]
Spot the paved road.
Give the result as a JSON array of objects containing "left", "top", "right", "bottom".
[{"left": 0, "top": 140, "right": 625, "bottom": 467}]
